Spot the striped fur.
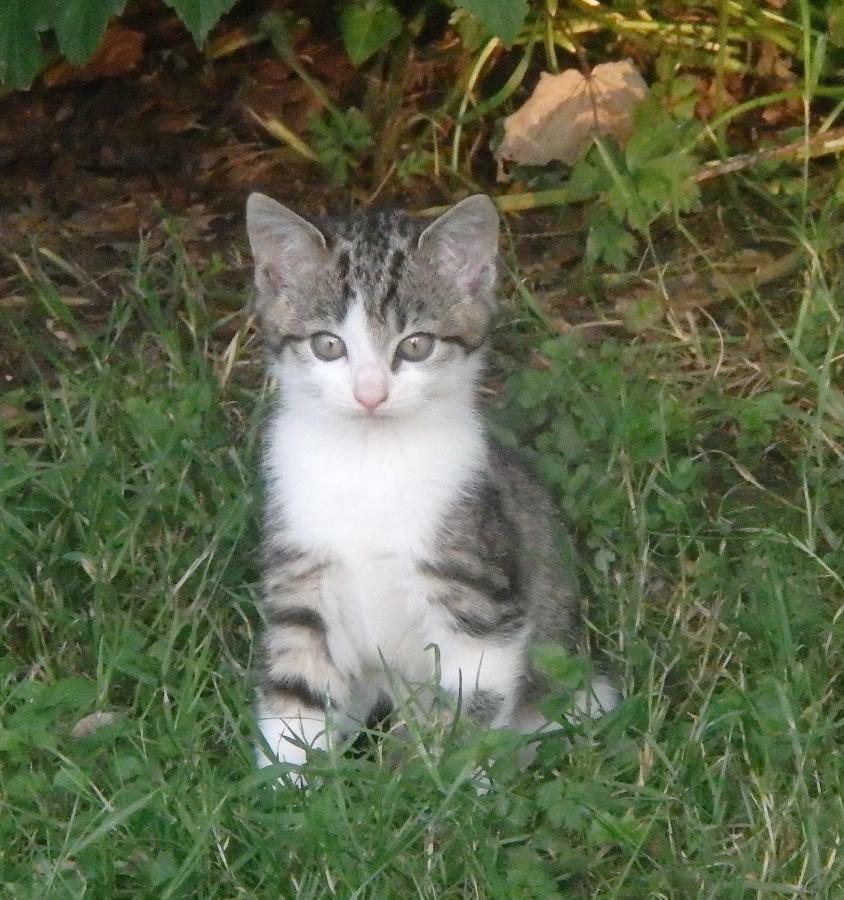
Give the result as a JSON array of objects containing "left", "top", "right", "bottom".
[{"left": 246, "top": 194, "right": 618, "bottom": 777}]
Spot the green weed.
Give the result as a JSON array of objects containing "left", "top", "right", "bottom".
[{"left": 308, "top": 108, "right": 374, "bottom": 187}]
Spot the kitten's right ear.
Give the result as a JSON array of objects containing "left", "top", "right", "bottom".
[
  {"left": 246, "top": 193, "right": 328, "bottom": 297},
  {"left": 417, "top": 194, "right": 499, "bottom": 299}
]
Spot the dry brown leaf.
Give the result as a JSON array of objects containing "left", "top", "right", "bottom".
[
  {"left": 0, "top": 402, "right": 25, "bottom": 425},
  {"left": 155, "top": 108, "right": 204, "bottom": 134},
  {"left": 68, "top": 201, "right": 143, "bottom": 239},
  {"left": 757, "top": 41, "right": 795, "bottom": 82},
  {"left": 252, "top": 59, "right": 293, "bottom": 87},
  {"left": 43, "top": 24, "right": 144, "bottom": 87},
  {"left": 304, "top": 42, "right": 357, "bottom": 89},
  {"left": 695, "top": 76, "right": 740, "bottom": 121},
  {"left": 0, "top": 295, "right": 29, "bottom": 310},
  {"left": 496, "top": 60, "right": 648, "bottom": 167}
]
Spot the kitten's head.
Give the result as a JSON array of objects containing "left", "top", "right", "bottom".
[{"left": 245, "top": 193, "right": 499, "bottom": 420}]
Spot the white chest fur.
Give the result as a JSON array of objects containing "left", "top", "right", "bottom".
[
  {"left": 264, "top": 402, "right": 488, "bottom": 677},
  {"left": 265, "top": 404, "right": 486, "bottom": 560}
]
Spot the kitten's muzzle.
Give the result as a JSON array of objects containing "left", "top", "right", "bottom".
[{"left": 353, "top": 365, "right": 389, "bottom": 412}]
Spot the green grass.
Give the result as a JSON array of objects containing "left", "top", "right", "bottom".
[{"left": 1, "top": 212, "right": 843, "bottom": 898}]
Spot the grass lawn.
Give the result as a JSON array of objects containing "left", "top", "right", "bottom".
[{"left": 1, "top": 196, "right": 843, "bottom": 897}]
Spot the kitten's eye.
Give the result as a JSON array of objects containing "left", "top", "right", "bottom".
[
  {"left": 310, "top": 332, "right": 346, "bottom": 361},
  {"left": 395, "top": 332, "right": 435, "bottom": 363}
]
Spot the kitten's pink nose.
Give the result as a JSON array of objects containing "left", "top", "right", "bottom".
[{"left": 354, "top": 367, "right": 388, "bottom": 412}]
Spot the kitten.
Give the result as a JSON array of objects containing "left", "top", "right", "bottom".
[{"left": 245, "top": 192, "right": 617, "bottom": 777}]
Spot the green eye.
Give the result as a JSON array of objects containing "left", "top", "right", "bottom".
[
  {"left": 310, "top": 332, "right": 346, "bottom": 361},
  {"left": 396, "top": 332, "right": 435, "bottom": 363}
]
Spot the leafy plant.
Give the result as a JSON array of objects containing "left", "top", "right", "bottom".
[
  {"left": 396, "top": 149, "right": 435, "bottom": 183},
  {"left": 499, "top": 336, "right": 697, "bottom": 563},
  {"left": 0, "top": 0, "right": 534, "bottom": 88},
  {"left": 552, "top": 99, "right": 704, "bottom": 269},
  {"left": 337, "top": 0, "right": 532, "bottom": 66},
  {"left": 308, "top": 107, "right": 374, "bottom": 186},
  {"left": 340, "top": 0, "right": 403, "bottom": 67},
  {"left": 0, "top": 0, "right": 240, "bottom": 88},
  {"left": 457, "top": 0, "right": 529, "bottom": 45}
]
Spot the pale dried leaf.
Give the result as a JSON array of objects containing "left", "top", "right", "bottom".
[
  {"left": 496, "top": 60, "right": 648, "bottom": 167},
  {"left": 71, "top": 711, "right": 119, "bottom": 738},
  {"left": 0, "top": 403, "right": 25, "bottom": 425},
  {"left": 0, "top": 294, "right": 29, "bottom": 310},
  {"left": 46, "top": 318, "right": 79, "bottom": 350}
]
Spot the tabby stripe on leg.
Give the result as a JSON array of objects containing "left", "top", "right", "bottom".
[
  {"left": 422, "top": 561, "right": 512, "bottom": 605},
  {"left": 442, "top": 600, "right": 525, "bottom": 637},
  {"left": 263, "top": 545, "right": 325, "bottom": 585},
  {"left": 466, "top": 689, "right": 506, "bottom": 722},
  {"left": 263, "top": 675, "right": 328, "bottom": 711},
  {"left": 266, "top": 605, "right": 327, "bottom": 634},
  {"left": 263, "top": 544, "right": 303, "bottom": 567}
]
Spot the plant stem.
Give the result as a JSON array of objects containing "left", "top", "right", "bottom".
[{"left": 451, "top": 37, "right": 500, "bottom": 172}]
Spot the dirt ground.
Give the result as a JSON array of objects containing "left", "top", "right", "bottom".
[{"left": 0, "top": 0, "right": 807, "bottom": 399}]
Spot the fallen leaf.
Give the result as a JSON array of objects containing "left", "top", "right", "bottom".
[
  {"left": 694, "top": 76, "right": 739, "bottom": 121},
  {"left": 0, "top": 403, "right": 25, "bottom": 425},
  {"left": 175, "top": 204, "right": 224, "bottom": 243},
  {"left": 756, "top": 41, "right": 795, "bottom": 82},
  {"left": 71, "top": 711, "right": 120, "bottom": 738},
  {"left": 46, "top": 318, "right": 79, "bottom": 350},
  {"left": 155, "top": 107, "right": 204, "bottom": 134},
  {"left": 496, "top": 60, "right": 648, "bottom": 167},
  {"left": 0, "top": 295, "right": 30, "bottom": 310},
  {"left": 43, "top": 24, "right": 145, "bottom": 87},
  {"left": 252, "top": 59, "right": 293, "bottom": 87},
  {"left": 68, "top": 201, "right": 142, "bottom": 239},
  {"left": 305, "top": 42, "right": 357, "bottom": 88}
]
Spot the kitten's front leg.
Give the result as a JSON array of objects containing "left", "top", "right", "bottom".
[
  {"left": 255, "top": 660, "right": 336, "bottom": 773},
  {"left": 255, "top": 548, "right": 348, "bottom": 778}
]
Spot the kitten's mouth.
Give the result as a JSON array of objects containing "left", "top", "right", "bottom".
[{"left": 348, "top": 401, "right": 403, "bottom": 421}]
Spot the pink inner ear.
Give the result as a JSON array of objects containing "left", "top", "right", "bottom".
[
  {"left": 246, "top": 194, "right": 328, "bottom": 295},
  {"left": 418, "top": 195, "right": 499, "bottom": 296},
  {"left": 429, "top": 237, "right": 496, "bottom": 298},
  {"left": 444, "top": 243, "right": 491, "bottom": 286},
  {"left": 256, "top": 261, "right": 284, "bottom": 296}
]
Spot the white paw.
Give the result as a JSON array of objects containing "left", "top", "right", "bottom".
[
  {"left": 256, "top": 714, "right": 327, "bottom": 785},
  {"left": 571, "top": 674, "right": 619, "bottom": 721}
]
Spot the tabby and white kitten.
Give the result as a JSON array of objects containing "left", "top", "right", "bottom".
[{"left": 245, "top": 192, "right": 617, "bottom": 776}]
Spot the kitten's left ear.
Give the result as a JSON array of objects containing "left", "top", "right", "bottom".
[{"left": 418, "top": 194, "right": 499, "bottom": 297}]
